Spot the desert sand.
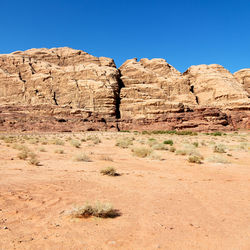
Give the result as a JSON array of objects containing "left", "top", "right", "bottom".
[{"left": 0, "top": 131, "right": 249, "bottom": 250}]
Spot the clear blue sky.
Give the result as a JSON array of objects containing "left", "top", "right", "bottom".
[{"left": 0, "top": 0, "right": 249, "bottom": 73}]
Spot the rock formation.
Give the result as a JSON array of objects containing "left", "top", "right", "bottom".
[
  {"left": 0, "top": 47, "right": 120, "bottom": 131},
  {"left": 0, "top": 47, "right": 249, "bottom": 132},
  {"left": 234, "top": 69, "right": 250, "bottom": 95}
]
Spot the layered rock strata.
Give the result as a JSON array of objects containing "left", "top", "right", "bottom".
[{"left": 0, "top": 47, "right": 249, "bottom": 132}]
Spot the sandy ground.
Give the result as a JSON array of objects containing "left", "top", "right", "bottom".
[{"left": 0, "top": 131, "right": 249, "bottom": 250}]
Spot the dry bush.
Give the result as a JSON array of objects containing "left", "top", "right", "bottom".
[
  {"left": 152, "top": 143, "right": 168, "bottom": 151},
  {"left": 39, "top": 147, "right": 47, "bottom": 152},
  {"left": 70, "top": 201, "right": 120, "bottom": 218},
  {"left": 54, "top": 149, "right": 64, "bottom": 154},
  {"left": 163, "top": 140, "right": 174, "bottom": 146},
  {"left": 213, "top": 144, "right": 226, "bottom": 153},
  {"left": 175, "top": 144, "right": 197, "bottom": 156},
  {"left": 147, "top": 138, "right": 158, "bottom": 147},
  {"left": 17, "top": 151, "right": 29, "bottom": 160},
  {"left": 132, "top": 147, "right": 152, "bottom": 158},
  {"left": 169, "top": 146, "right": 176, "bottom": 152},
  {"left": 99, "top": 155, "right": 113, "bottom": 161},
  {"left": 116, "top": 137, "right": 133, "bottom": 148},
  {"left": 74, "top": 153, "right": 92, "bottom": 162},
  {"left": 51, "top": 139, "right": 65, "bottom": 146},
  {"left": 87, "top": 135, "right": 101, "bottom": 144},
  {"left": 28, "top": 152, "right": 40, "bottom": 166},
  {"left": 149, "top": 152, "right": 163, "bottom": 160},
  {"left": 100, "top": 167, "right": 118, "bottom": 176},
  {"left": 188, "top": 155, "right": 202, "bottom": 164},
  {"left": 70, "top": 139, "right": 81, "bottom": 148},
  {"left": 207, "top": 155, "right": 230, "bottom": 164}
]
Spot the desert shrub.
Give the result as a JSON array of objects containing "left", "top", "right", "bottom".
[
  {"left": 12, "top": 144, "right": 29, "bottom": 151},
  {"left": 142, "top": 130, "right": 197, "bottom": 135},
  {"left": 39, "top": 147, "right": 47, "bottom": 152},
  {"left": 54, "top": 149, "right": 64, "bottom": 154},
  {"left": 100, "top": 167, "right": 118, "bottom": 176},
  {"left": 176, "top": 149, "right": 187, "bottom": 155},
  {"left": 99, "top": 155, "right": 113, "bottom": 161},
  {"left": 74, "top": 153, "right": 92, "bottom": 162},
  {"left": 176, "top": 144, "right": 203, "bottom": 158},
  {"left": 147, "top": 138, "right": 158, "bottom": 147},
  {"left": 51, "top": 139, "right": 65, "bottom": 146},
  {"left": 213, "top": 144, "right": 226, "bottom": 153},
  {"left": 169, "top": 146, "right": 176, "bottom": 152},
  {"left": 163, "top": 140, "right": 173, "bottom": 146},
  {"left": 70, "top": 201, "right": 119, "bottom": 218},
  {"left": 175, "top": 144, "right": 196, "bottom": 156},
  {"left": 3, "top": 136, "right": 16, "bottom": 144},
  {"left": 149, "top": 152, "right": 163, "bottom": 160},
  {"left": 87, "top": 135, "right": 101, "bottom": 144},
  {"left": 211, "top": 131, "right": 222, "bottom": 136},
  {"left": 192, "top": 142, "right": 199, "bottom": 147},
  {"left": 17, "top": 151, "right": 29, "bottom": 160},
  {"left": 207, "top": 155, "right": 230, "bottom": 164},
  {"left": 70, "top": 139, "right": 81, "bottom": 148},
  {"left": 28, "top": 153, "right": 40, "bottom": 166},
  {"left": 28, "top": 138, "right": 39, "bottom": 144},
  {"left": 115, "top": 137, "right": 133, "bottom": 148},
  {"left": 152, "top": 143, "right": 168, "bottom": 150},
  {"left": 132, "top": 147, "right": 152, "bottom": 158},
  {"left": 188, "top": 155, "right": 202, "bottom": 164}
]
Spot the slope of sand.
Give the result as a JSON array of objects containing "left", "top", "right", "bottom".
[{"left": 0, "top": 132, "right": 249, "bottom": 249}]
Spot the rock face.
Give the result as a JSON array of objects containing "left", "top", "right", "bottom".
[
  {"left": 0, "top": 47, "right": 120, "bottom": 131},
  {"left": 119, "top": 60, "right": 249, "bottom": 130},
  {"left": 0, "top": 47, "right": 249, "bottom": 132},
  {"left": 234, "top": 69, "right": 250, "bottom": 95}
]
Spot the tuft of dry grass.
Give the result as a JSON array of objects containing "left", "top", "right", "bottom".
[
  {"left": 54, "top": 149, "right": 64, "bottom": 154},
  {"left": 207, "top": 155, "right": 230, "bottom": 164},
  {"left": 188, "top": 155, "right": 202, "bottom": 164},
  {"left": 132, "top": 147, "right": 152, "bottom": 158},
  {"left": 70, "top": 140, "right": 81, "bottom": 148},
  {"left": 69, "top": 201, "right": 120, "bottom": 218},
  {"left": 74, "top": 153, "right": 92, "bottom": 162},
  {"left": 169, "top": 146, "right": 176, "bottom": 152},
  {"left": 17, "top": 151, "right": 29, "bottom": 160},
  {"left": 116, "top": 137, "right": 133, "bottom": 148},
  {"left": 28, "top": 152, "right": 40, "bottom": 166},
  {"left": 100, "top": 167, "right": 118, "bottom": 176},
  {"left": 213, "top": 144, "right": 226, "bottom": 153},
  {"left": 152, "top": 143, "right": 168, "bottom": 151},
  {"left": 99, "top": 155, "right": 114, "bottom": 162}
]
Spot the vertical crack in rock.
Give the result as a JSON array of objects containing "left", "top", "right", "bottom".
[
  {"left": 115, "top": 70, "right": 125, "bottom": 119},
  {"left": 18, "top": 72, "right": 26, "bottom": 83},
  {"left": 29, "top": 63, "right": 36, "bottom": 74},
  {"left": 53, "top": 92, "right": 58, "bottom": 105},
  {"left": 75, "top": 80, "right": 80, "bottom": 91},
  {"left": 189, "top": 85, "right": 199, "bottom": 104}
]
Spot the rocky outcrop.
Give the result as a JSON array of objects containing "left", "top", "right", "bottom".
[
  {"left": 119, "top": 58, "right": 196, "bottom": 120},
  {"left": 119, "top": 60, "right": 249, "bottom": 130},
  {"left": 234, "top": 69, "right": 250, "bottom": 95},
  {"left": 0, "top": 47, "right": 120, "bottom": 131},
  {"left": 183, "top": 64, "right": 249, "bottom": 109},
  {"left": 0, "top": 47, "right": 249, "bottom": 132}
]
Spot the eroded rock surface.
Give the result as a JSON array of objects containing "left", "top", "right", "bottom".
[
  {"left": 0, "top": 47, "right": 120, "bottom": 131},
  {"left": 0, "top": 47, "right": 249, "bottom": 132},
  {"left": 234, "top": 69, "right": 250, "bottom": 95}
]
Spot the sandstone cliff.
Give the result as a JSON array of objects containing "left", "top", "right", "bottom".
[
  {"left": 234, "top": 69, "right": 250, "bottom": 95},
  {"left": 0, "top": 47, "right": 249, "bottom": 132},
  {"left": 0, "top": 47, "right": 120, "bottom": 131}
]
